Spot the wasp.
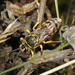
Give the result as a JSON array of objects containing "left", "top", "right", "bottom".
[{"left": 19, "top": 18, "right": 62, "bottom": 60}]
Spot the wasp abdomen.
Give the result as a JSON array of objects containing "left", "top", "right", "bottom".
[{"left": 42, "top": 18, "right": 62, "bottom": 36}]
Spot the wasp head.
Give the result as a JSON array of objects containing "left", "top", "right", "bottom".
[
  {"left": 19, "top": 34, "right": 39, "bottom": 52},
  {"left": 19, "top": 37, "right": 28, "bottom": 52}
]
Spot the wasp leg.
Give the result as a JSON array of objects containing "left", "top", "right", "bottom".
[
  {"left": 33, "top": 21, "right": 39, "bottom": 31},
  {"left": 20, "top": 37, "right": 24, "bottom": 42},
  {"left": 26, "top": 49, "right": 34, "bottom": 60},
  {"left": 19, "top": 29, "right": 30, "bottom": 33},
  {"left": 19, "top": 37, "right": 26, "bottom": 52},
  {"left": 39, "top": 44, "right": 45, "bottom": 59},
  {"left": 19, "top": 44, "right": 25, "bottom": 52},
  {"left": 42, "top": 40, "right": 62, "bottom": 44},
  {"left": 33, "top": 9, "right": 40, "bottom": 31}
]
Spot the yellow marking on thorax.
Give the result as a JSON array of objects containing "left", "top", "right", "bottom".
[{"left": 25, "top": 34, "right": 39, "bottom": 49}]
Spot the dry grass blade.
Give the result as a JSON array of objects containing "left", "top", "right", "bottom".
[
  {"left": 0, "top": 38, "right": 10, "bottom": 43},
  {"left": 0, "top": 18, "right": 22, "bottom": 43},
  {"left": 2, "top": 18, "right": 19, "bottom": 34},
  {"left": 39, "top": 59, "right": 75, "bottom": 75}
]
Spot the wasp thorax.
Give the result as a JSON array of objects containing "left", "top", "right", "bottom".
[{"left": 25, "top": 35, "right": 38, "bottom": 47}]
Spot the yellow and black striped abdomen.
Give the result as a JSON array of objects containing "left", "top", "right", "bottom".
[{"left": 41, "top": 18, "right": 62, "bottom": 36}]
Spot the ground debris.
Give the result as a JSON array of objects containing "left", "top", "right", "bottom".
[
  {"left": 17, "top": 48, "right": 74, "bottom": 75},
  {"left": 61, "top": 26, "right": 75, "bottom": 51}
]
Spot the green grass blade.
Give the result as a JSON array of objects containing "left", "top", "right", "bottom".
[
  {"left": 65, "top": 0, "right": 73, "bottom": 25},
  {"left": 54, "top": 0, "right": 59, "bottom": 18}
]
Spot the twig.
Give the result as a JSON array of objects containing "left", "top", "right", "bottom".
[
  {"left": 38, "top": 0, "right": 47, "bottom": 24},
  {"left": 32, "top": 49, "right": 73, "bottom": 64},
  {"left": 45, "top": 6, "right": 52, "bottom": 19}
]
